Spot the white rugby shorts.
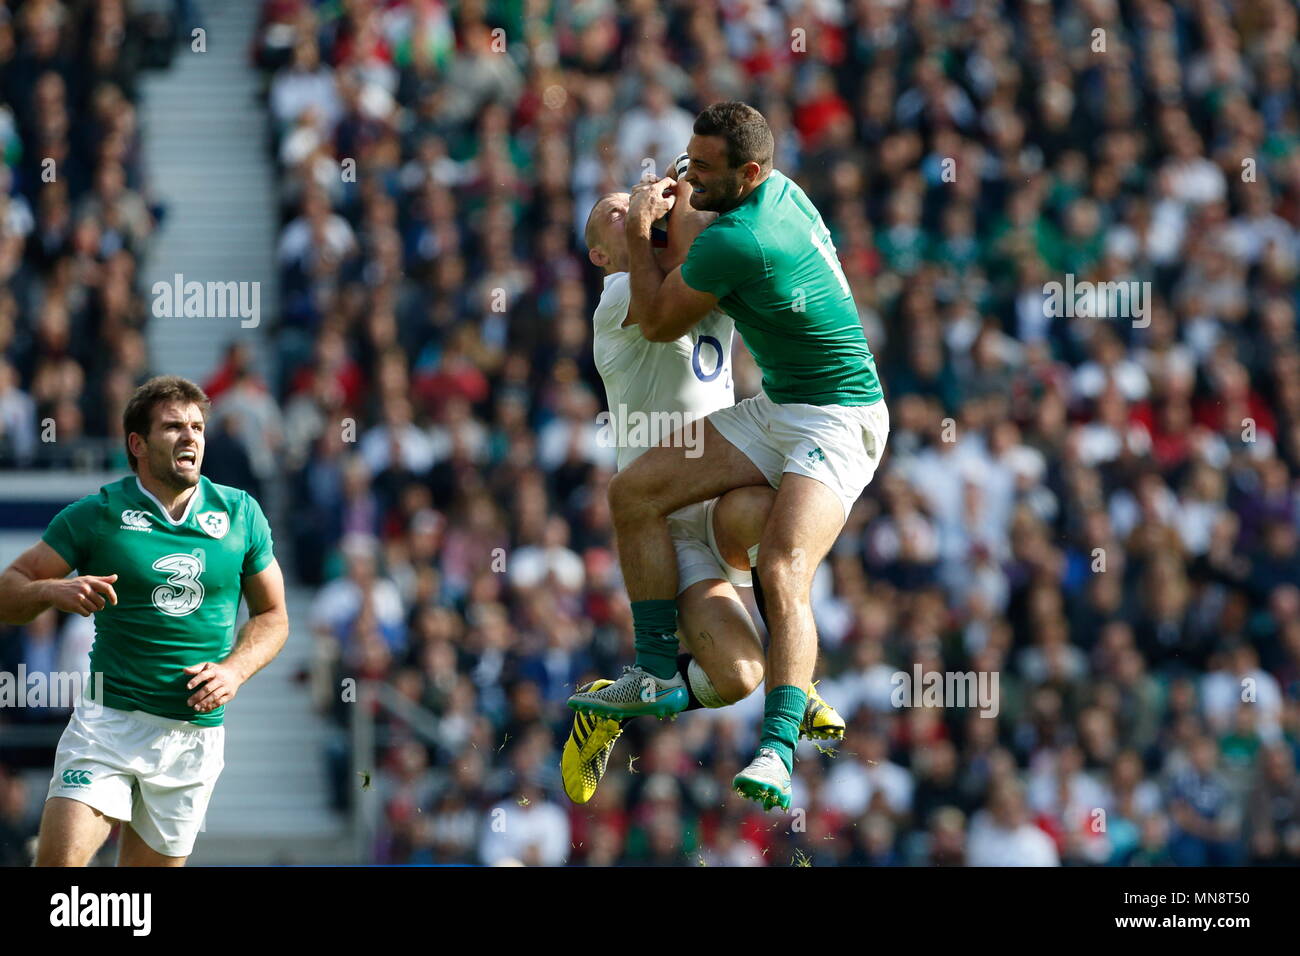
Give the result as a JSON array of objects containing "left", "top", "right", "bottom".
[
  {"left": 668, "top": 498, "right": 754, "bottom": 594},
  {"left": 708, "top": 392, "right": 889, "bottom": 521},
  {"left": 47, "top": 703, "right": 225, "bottom": 857}
]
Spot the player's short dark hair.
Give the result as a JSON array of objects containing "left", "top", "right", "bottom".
[
  {"left": 693, "top": 102, "right": 774, "bottom": 172},
  {"left": 123, "top": 375, "right": 210, "bottom": 472}
]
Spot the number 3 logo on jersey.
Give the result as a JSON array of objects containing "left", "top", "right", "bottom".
[{"left": 151, "top": 552, "right": 205, "bottom": 617}]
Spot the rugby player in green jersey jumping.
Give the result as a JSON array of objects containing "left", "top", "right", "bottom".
[
  {"left": 569, "top": 103, "right": 889, "bottom": 810},
  {"left": 0, "top": 376, "right": 289, "bottom": 865}
]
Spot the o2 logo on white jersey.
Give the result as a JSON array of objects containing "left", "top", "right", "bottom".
[
  {"left": 151, "top": 552, "right": 205, "bottom": 617},
  {"left": 692, "top": 335, "right": 726, "bottom": 383}
]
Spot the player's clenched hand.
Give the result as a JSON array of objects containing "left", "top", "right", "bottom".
[
  {"left": 628, "top": 176, "right": 676, "bottom": 230},
  {"left": 45, "top": 574, "right": 119, "bottom": 616},
  {"left": 184, "top": 661, "right": 244, "bottom": 713}
]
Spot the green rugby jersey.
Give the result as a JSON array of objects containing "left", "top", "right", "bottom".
[
  {"left": 680, "top": 169, "right": 883, "bottom": 406},
  {"left": 41, "top": 475, "right": 275, "bottom": 726}
]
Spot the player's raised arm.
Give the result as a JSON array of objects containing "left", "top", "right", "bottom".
[
  {"left": 660, "top": 175, "right": 718, "bottom": 272},
  {"left": 625, "top": 176, "right": 719, "bottom": 342},
  {"left": 0, "top": 541, "right": 118, "bottom": 624}
]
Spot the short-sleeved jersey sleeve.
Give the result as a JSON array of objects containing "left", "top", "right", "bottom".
[
  {"left": 41, "top": 494, "right": 101, "bottom": 571},
  {"left": 593, "top": 273, "right": 631, "bottom": 338},
  {"left": 592, "top": 272, "right": 647, "bottom": 375},
  {"left": 680, "top": 218, "right": 768, "bottom": 299},
  {"left": 241, "top": 492, "right": 275, "bottom": 576}
]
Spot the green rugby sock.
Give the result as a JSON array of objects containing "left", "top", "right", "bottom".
[
  {"left": 631, "top": 598, "right": 679, "bottom": 680},
  {"left": 759, "top": 685, "right": 807, "bottom": 773}
]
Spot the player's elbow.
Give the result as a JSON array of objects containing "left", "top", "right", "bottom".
[
  {"left": 0, "top": 607, "right": 34, "bottom": 626},
  {"left": 250, "top": 599, "right": 289, "bottom": 635},
  {"left": 264, "top": 605, "right": 290, "bottom": 635},
  {"left": 639, "top": 311, "right": 676, "bottom": 342},
  {"left": 0, "top": 601, "right": 42, "bottom": 626},
  {"left": 0, "top": 571, "right": 39, "bottom": 625}
]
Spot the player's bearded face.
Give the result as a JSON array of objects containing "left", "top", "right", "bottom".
[
  {"left": 143, "top": 401, "right": 205, "bottom": 489},
  {"left": 686, "top": 162, "right": 745, "bottom": 213},
  {"left": 682, "top": 133, "right": 754, "bottom": 212}
]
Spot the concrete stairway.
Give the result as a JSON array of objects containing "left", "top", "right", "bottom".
[
  {"left": 136, "top": 0, "right": 349, "bottom": 864},
  {"left": 189, "top": 586, "right": 352, "bottom": 865},
  {"left": 139, "top": 0, "right": 279, "bottom": 387}
]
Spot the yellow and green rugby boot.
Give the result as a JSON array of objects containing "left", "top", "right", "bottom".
[
  {"left": 801, "top": 681, "right": 845, "bottom": 741},
  {"left": 562, "top": 679, "right": 627, "bottom": 804}
]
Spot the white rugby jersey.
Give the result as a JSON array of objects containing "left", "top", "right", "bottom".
[{"left": 592, "top": 271, "right": 735, "bottom": 471}]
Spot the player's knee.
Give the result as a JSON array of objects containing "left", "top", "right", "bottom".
[
  {"left": 608, "top": 469, "right": 657, "bottom": 522},
  {"left": 713, "top": 485, "right": 775, "bottom": 563},
  {"left": 755, "top": 551, "right": 811, "bottom": 603},
  {"left": 710, "top": 656, "right": 765, "bottom": 705},
  {"left": 606, "top": 470, "right": 636, "bottom": 518},
  {"left": 732, "top": 656, "right": 766, "bottom": 702}
]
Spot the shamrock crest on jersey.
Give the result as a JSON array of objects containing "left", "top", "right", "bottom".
[{"left": 198, "top": 511, "right": 229, "bottom": 539}]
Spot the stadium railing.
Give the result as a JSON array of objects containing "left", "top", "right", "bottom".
[{"left": 350, "top": 680, "right": 443, "bottom": 865}]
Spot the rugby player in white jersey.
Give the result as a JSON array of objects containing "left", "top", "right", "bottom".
[{"left": 561, "top": 172, "right": 843, "bottom": 803}]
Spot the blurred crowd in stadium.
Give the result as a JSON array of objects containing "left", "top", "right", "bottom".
[{"left": 4, "top": 0, "right": 1300, "bottom": 865}]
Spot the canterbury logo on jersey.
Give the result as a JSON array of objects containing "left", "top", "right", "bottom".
[
  {"left": 119, "top": 510, "right": 152, "bottom": 531},
  {"left": 61, "top": 769, "right": 92, "bottom": 786}
]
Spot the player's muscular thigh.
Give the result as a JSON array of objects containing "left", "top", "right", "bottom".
[
  {"left": 610, "top": 419, "right": 766, "bottom": 520},
  {"left": 36, "top": 797, "right": 114, "bottom": 866},
  {"left": 756, "top": 473, "right": 844, "bottom": 593}
]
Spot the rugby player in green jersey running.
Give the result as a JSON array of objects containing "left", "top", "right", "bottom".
[
  {"left": 0, "top": 376, "right": 289, "bottom": 865},
  {"left": 569, "top": 103, "right": 889, "bottom": 811}
]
